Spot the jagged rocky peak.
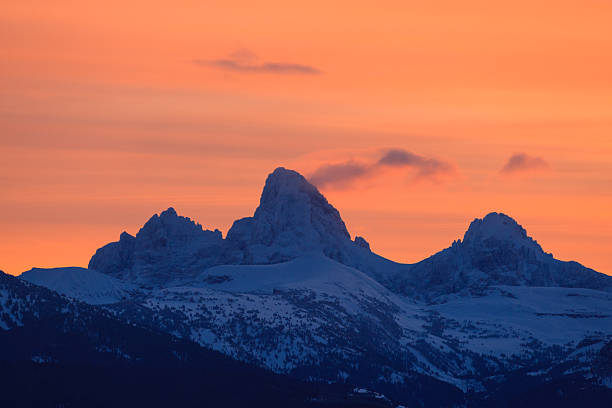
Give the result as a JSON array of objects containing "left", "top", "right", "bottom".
[
  {"left": 137, "top": 207, "right": 221, "bottom": 245},
  {"left": 89, "top": 207, "right": 223, "bottom": 281},
  {"left": 119, "top": 231, "right": 135, "bottom": 241},
  {"left": 354, "top": 236, "right": 371, "bottom": 251},
  {"left": 227, "top": 167, "right": 351, "bottom": 250},
  {"left": 89, "top": 231, "right": 136, "bottom": 278},
  {"left": 462, "top": 212, "right": 542, "bottom": 251},
  {"left": 257, "top": 168, "right": 349, "bottom": 239}
]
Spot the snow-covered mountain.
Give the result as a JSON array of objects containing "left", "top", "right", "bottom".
[
  {"left": 391, "top": 212, "right": 611, "bottom": 300},
  {"left": 9, "top": 167, "right": 612, "bottom": 406},
  {"left": 87, "top": 168, "right": 609, "bottom": 297},
  {"left": 89, "top": 207, "right": 224, "bottom": 286},
  {"left": 226, "top": 168, "right": 352, "bottom": 258}
]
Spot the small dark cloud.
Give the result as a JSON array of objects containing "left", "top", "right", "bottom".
[
  {"left": 193, "top": 50, "right": 321, "bottom": 75},
  {"left": 377, "top": 149, "right": 424, "bottom": 166},
  {"left": 309, "top": 148, "right": 455, "bottom": 189},
  {"left": 378, "top": 149, "right": 454, "bottom": 178},
  {"left": 500, "top": 153, "right": 550, "bottom": 176},
  {"left": 309, "top": 161, "right": 372, "bottom": 189}
]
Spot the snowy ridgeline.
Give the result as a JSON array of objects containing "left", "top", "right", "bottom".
[{"left": 8, "top": 167, "right": 612, "bottom": 399}]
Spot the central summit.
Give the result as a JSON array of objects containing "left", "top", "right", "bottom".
[{"left": 226, "top": 167, "right": 354, "bottom": 263}]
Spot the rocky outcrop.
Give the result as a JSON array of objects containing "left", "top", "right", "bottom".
[
  {"left": 89, "top": 207, "right": 223, "bottom": 285},
  {"left": 226, "top": 167, "right": 354, "bottom": 263},
  {"left": 392, "top": 212, "right": 611, "bottom": 299}
]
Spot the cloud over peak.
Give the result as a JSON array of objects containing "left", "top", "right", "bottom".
[
  {"left": 377, "top": 149, "right": 454, "bottom": 177},
  {"left": 309, "top": 161, "right": 371, "bottom": 190},
  {"left": 309, "top": 148, "right": 455, "bottom": 189},
  {"left": 500, "top": 152, "right": 550, "bottom": 176}
]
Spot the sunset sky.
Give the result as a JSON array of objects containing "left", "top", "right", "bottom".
[{"left": 1, "top": 0, "right": 611, "bottom": 275}]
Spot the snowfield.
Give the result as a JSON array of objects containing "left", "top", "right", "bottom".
[
  {"left": 430, "top": 285, "right": 612, "bottom": 356},
  {"left": 20, "top": 267, "right": 135, "bottom": 304}
]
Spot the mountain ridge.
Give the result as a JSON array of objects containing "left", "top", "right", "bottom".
[{"left": 84, "top": 167, "right": 610, "bottom": 295}]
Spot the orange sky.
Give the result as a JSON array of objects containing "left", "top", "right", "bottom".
[{"left": 1, "top": 0, "right": 611, "bottom": 275}]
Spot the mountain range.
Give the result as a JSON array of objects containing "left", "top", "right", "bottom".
[{"left": 3, "top": 167, "right": 611, "bottom": 407}]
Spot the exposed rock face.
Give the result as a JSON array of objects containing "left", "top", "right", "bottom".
[
  {"left": 392, "top": 212, "right": 611, "bottom": 299},
  {"left": 89, "top": 207, "right": 223, "bottom": 285},
  {"left": 354, "top": 236, "right": 371, "bottom": 251},
  {"left": 226, "top": 167, "right": 354, "bottom": 263},
  {"left": 463, "top": 212, "right": 541, "bottom": 250},
  {"left": 88, "top": 232, "right": 136, "bottom": 279}
]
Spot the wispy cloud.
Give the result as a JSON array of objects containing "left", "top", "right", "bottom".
[
  {"left": 309, "top": 148, "right": 456, "bottom": 189},
  {"left": 193, "top": 49, "right": 321, "bottom": 75},
  {"left": 500, "top": 152, "right": 550, "bottom": 176}
]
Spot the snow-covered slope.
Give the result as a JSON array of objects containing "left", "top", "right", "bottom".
[
  {"left": 20, "top": 267, "right": 135, "bottom": 304},
  {"left": 90, "top": 256, "right": 609, "bottom": 397},
  {"left": 2, "top": 270, "right": 345, "bottom": 408},
  {"left": 132, "top": 254, "right": 433, "bottom": 377},
  {"left": 193, "top": 253, "right": 397, "bottom": 297},
  {"left": 429, "top": 285, "right": 612, "bottom": 357},
  {"left": 14, "top": 258, "right": 611, "bottom": 397}
]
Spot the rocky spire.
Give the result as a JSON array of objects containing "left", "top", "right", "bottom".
[{"left": 227, "top": 167, "right": 351, "bottom": 253}]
